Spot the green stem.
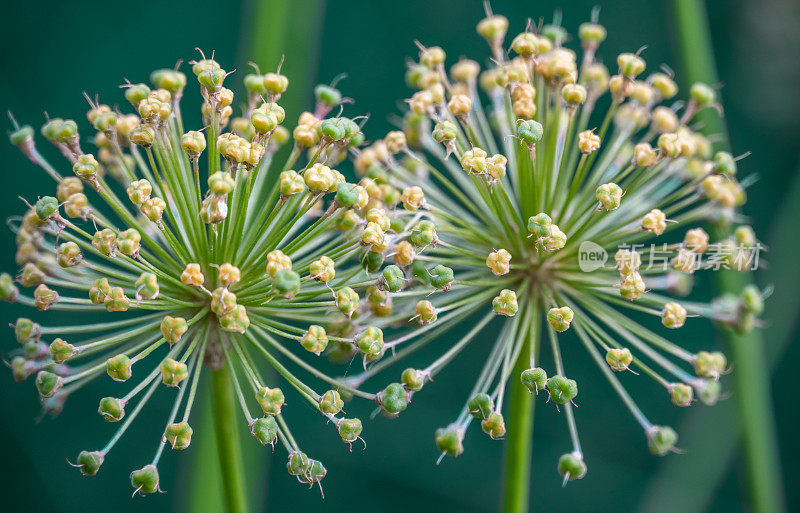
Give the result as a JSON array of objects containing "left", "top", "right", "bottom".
[
  {"left": 670, "top": 2, "right": 784, "bottom": 512},
  {"left": 501, "top": 334, "right": 535, "bottom": 513},
  {"left": 211, "top": 364, "right": 249, "bottom": 513}
]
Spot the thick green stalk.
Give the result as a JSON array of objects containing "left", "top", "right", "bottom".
[
  {"left": 670, "top": 2, "right": 784, "bottom": 512},
  {"left": 502, "top": 323, "right": 536, "bottom": 512},
  {"left": 211, "top": 365, "right": 249, "bottom": 513}
]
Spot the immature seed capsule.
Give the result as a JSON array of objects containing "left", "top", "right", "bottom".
[
  {"left": 558, "top": 452, "right": 587, "bottom": 482},
  {"left": 605, "top": 348, "right": 633, "bottom": 372},
  {"left": 647, "top": 425, "right": 678, "bottom": 456},
  {"left": 74, "top": 450, "right": 104, "bottom": 476},
  {"left": 546, "top": 375, "right": 578, "bottom": 405},
  {"left": 165, "top": 421, "right": 193, "bottom": 450},
  {"left": 401, "top": 368, "right": 426, "bottom": 392},
  {"left": 521, "top": 367, "right": 548, "bottom": 394},
  {"left": 160, "top": 358, "right": 188, "bottom": 386},
  {"left": 300, "top": 325, "right": 328, "bottom": 355},
  {"left": 104, "top": 287, "right": 130, "bottom": 312},
  {"left": 435, "top": 426, "right": 464, "bottom": 458},
  {"left": 468, "top": 393, "right": 495, "bottom": 420},
  {"left": 106, "top": 354, "right": 132, "bottom": 381},
  {"left": 693, "top": 350, "right": 727, "bottom": 380},
  {"left": 481, "top": 412, "right": 506, "bottom": 439},
  {"left": 669, "top": 383, "right": 694, "bottom": 407},
  {"left": 130, "top": 464, "right": 160, "bottom": 495},
  {"left": 34, "top": 284, "right": 58, "bottom": 311},
  {"left": 356, "top": 326, "right": 384, "bottom": 356},
  {"left": 98, "top": 396, "right": 126, "bottom": 422},
  {"left": 620, "top": 271, "right": 646, "bottom": 300},
  {"left": 160, "top": 316, "right": 188, "bottom": 345},
  {"left": 596, "top": 183, "right": 623, "bottom": 211},
  {"left": 255, "top": 386, "right": 285, "bottom": 415},
  {"left": 378, "top": 382, "right": 408, "bottom": 417},
  {"left": 337, "top": 418, "right": 363, "bottom": 444},
  {"left": 251, "top": 416, "right": 279, "bottom": 446},
  {"left": 319, "top": 390, "right": 344, "bottom": 415},
  {"left": 35, "top": 370, "right": 63, "bottom": 398},
  {"left": 578, "top": 130, "right": 601, "bottom": 154},
  {"left": 49, "top": 338, "right": 77, "bottom": 364},
  {"left": 661, "top": 302, "right": 687, "bottom": 328},
  {"left": 492, "top": 289, "right": 518, "bottom": 316},
  {"left": 547, "top": 306, "right": 574, "bottom": 332}
]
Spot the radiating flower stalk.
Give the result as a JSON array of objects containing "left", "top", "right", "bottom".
[
  {"left": 351, "top": 5, "right": 767, "bottom": 490},
  {"left": 1, "top": 51, "right": 447, "bottom": 498}
]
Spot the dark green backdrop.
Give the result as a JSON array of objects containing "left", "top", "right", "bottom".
[{"left": 1, "top": 1, "right": 797, "bottom": 512}]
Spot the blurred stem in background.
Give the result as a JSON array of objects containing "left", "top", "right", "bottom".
[
  {"left": 666, "top": 1, "right": 785, "bottom": 512},
  {"left": 183, "top": 2, "right": 326, "bottom": 512},
  {"left": 211, "top": 366, "right": 249, "bottom": 513},
  {"left": 502, "top": 336, "right": 536, "bottom": 513}
]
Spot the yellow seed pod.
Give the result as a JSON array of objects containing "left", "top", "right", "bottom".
[
  {"left": 266, "top": 250, "right": 292, "bottom": 277},
  {"left": 684, "top": 228, "right": 709, "bottom": 253},
  {"left": 642, "top": 209, "right": 667, "bottom": 235},
  {"left": 181, "top": 263, "right": 205, "bottom": 287},
  {"left": 578, "top": 130, "right": 601, "bottom": 154},
  {"left": 486, "top": 249, "right": 512, "bottom": 276},
  {"left": 620, "top": 272, "right": 646, "bottom": 300}
]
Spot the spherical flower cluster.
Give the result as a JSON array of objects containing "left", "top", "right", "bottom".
[
  {"left": 2, "top": 52, "right": 441, "bottom": 495},
  {"left": 354, "top": 8, "right": 765, "bottom": 482}
]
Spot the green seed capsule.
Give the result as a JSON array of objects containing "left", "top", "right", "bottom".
[
  {"left": 435, "top": 426, "right": 464, "bottom": 458},
  {"left": 521, "top": 367, "right": 548, "bottom": 394},
  {"left": 74, "top": 450, "right": 104, "bottom": 476},
  {"left": 557, "top": 452, "right": 587, "bottom": 482},
  {"left": 647, "top": 425, "right": 678, "bottom": 456},
  {"left": 35, "top": 370, "right": 63, "bottom": 398},
  {"left": 546, "top": 375, "right": 578, "bottom": 405},
  {"left": 98, "top": 397, "right": 126, "bottom": 422},
  {"left": 164, "top": 421, "right": 193, "bottom": 450},
  {"left": 130, "top": 464, "right": 160, "bottom": 495},
  {"left": 378, "top": 382, "right": 408, "bottom": 417},
  {"left": 251, "top": 416, "right": 278, "bottom": 446},
  {"left": 467, "top": 393, "right": 495, "bottom": 420}
]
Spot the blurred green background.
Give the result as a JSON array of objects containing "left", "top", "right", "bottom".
[{"left": 1, "top": 0, "right": 797, "bottom": 512}]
